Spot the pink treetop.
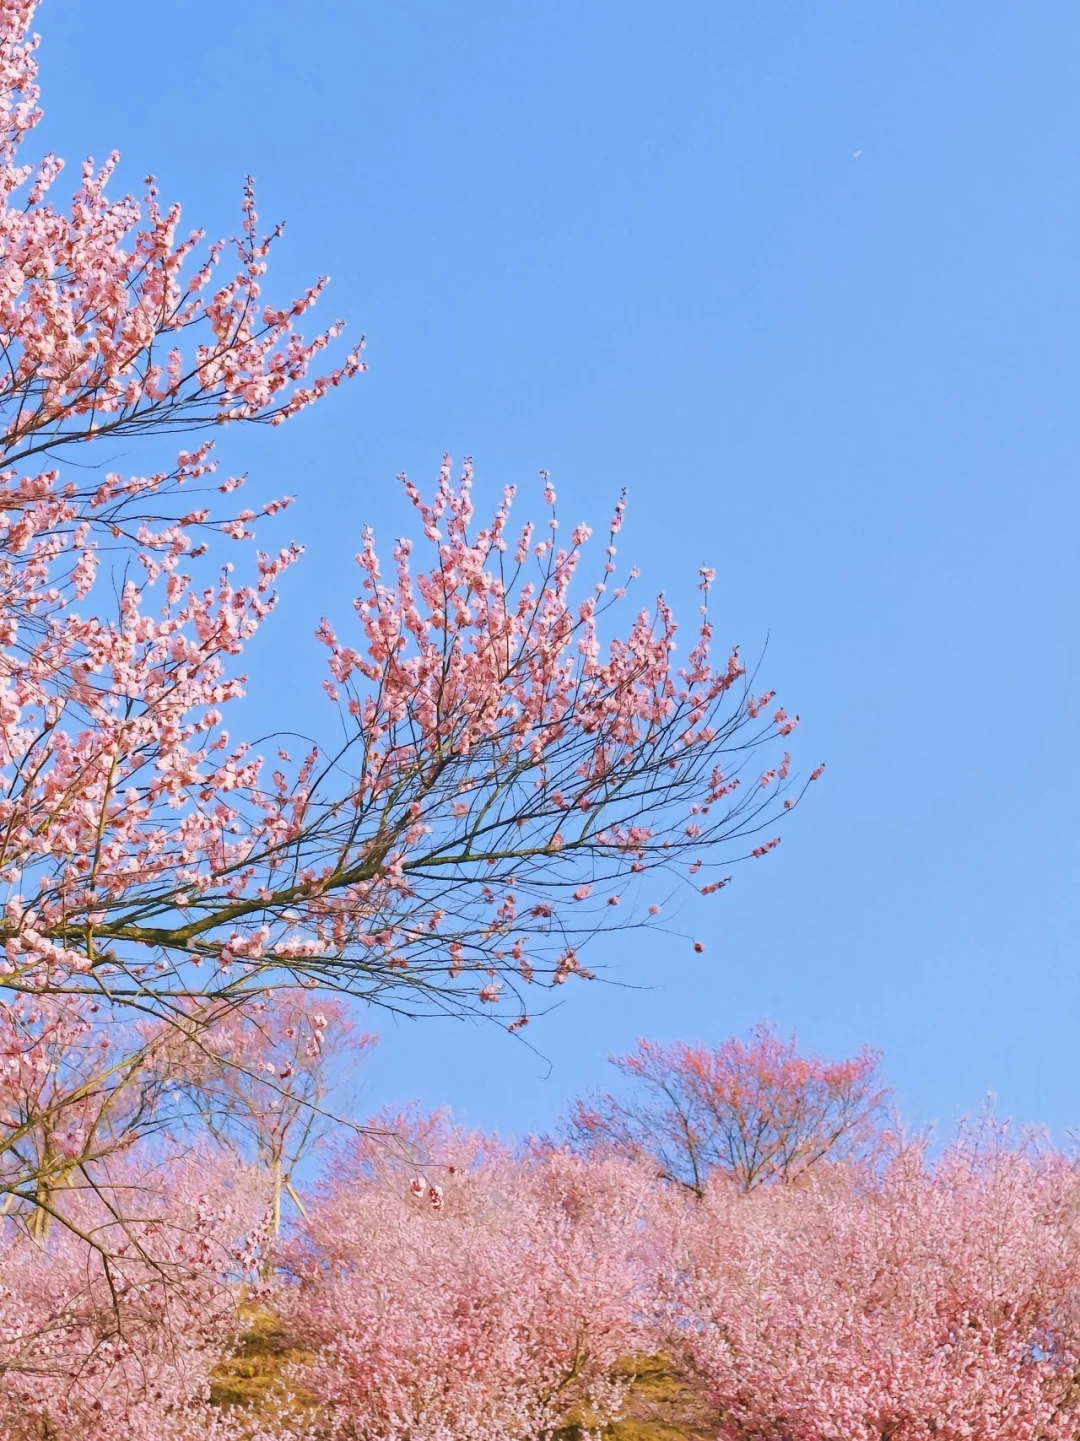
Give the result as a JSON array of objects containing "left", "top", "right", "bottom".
[
  {"left": 282, "top": 1127, "right": 661, "bottom": 1441},
  {"left": 0, "top": 993, "right": 179, "bottom": 1232},
  {"left": 567, "top": 1023, "right": 888, "bottom": 1195},
  {"left": 670, "top": 1124, "right": 1080, "bottom": 1441}
]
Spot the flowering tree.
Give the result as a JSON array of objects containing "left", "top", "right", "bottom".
[
  {"left": 0, "top": 994, "right": 177, "bottom": 1238},
  {"left": 0, "top": 0, "right": 363, "bottom": 1227},
  {"left": 0, "top": 0, "right": 814, "bottom": 1232},
  {"left": 0, "top": 6, "right": 825, "bottom": 1429},
  {"left": 172, "top": 998, "right": 373, "bottom": 1240},
  {"left": 566, "top": 1024, "right": 888, "bottom": 1195},
  {"left": 668, "top": 1125, "right": 1080, "bottom": 1440},
  {"left": 280, "top": 1131, "right": 660, "bottom": 1441},
  {"left": 0, "top": 1146, "right": 267, "bottom": 1440}
]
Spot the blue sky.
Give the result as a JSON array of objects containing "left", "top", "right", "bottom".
[{"left": 39, "top": 2, "right": 1079, "bottom": 1140}]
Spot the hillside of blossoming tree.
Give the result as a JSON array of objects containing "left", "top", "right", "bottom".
[{"left": 1, "top": 3, "right": 1077, "bottom": 1438}]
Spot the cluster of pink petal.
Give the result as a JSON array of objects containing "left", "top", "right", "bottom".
[
  {"left": 300, "top": 458, "right": 811, "bottom": 1015},
  {"left": 2, "top": 1087, "right": 1080, "bottom": 1439},
  {"left": 0, "top": 3, "right": 361, "bottom": 457},
  {"left": 670, "top": 1131, "right": 1080, "bottom": 1440},
  {"left": 0, "top": 0, "right": 803, "bottom": 1051},
  {"left": 279, "top": 1125, "right": 658, "bottom": 1440},
  {"left": 0, "top": 1146, "right": 268, "bottom": 1440}
]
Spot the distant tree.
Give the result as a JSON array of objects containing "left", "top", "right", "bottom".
[
  {"left": 170, "top": 997, "right": 373, "bottom": 1240},
  {"left": 566, "top": 1025, "right": 888, "bottom": 1195}
]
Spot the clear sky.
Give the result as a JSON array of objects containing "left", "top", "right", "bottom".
[{"left": 39, "top": 2, "right": 1079, "bottom": 1141}]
